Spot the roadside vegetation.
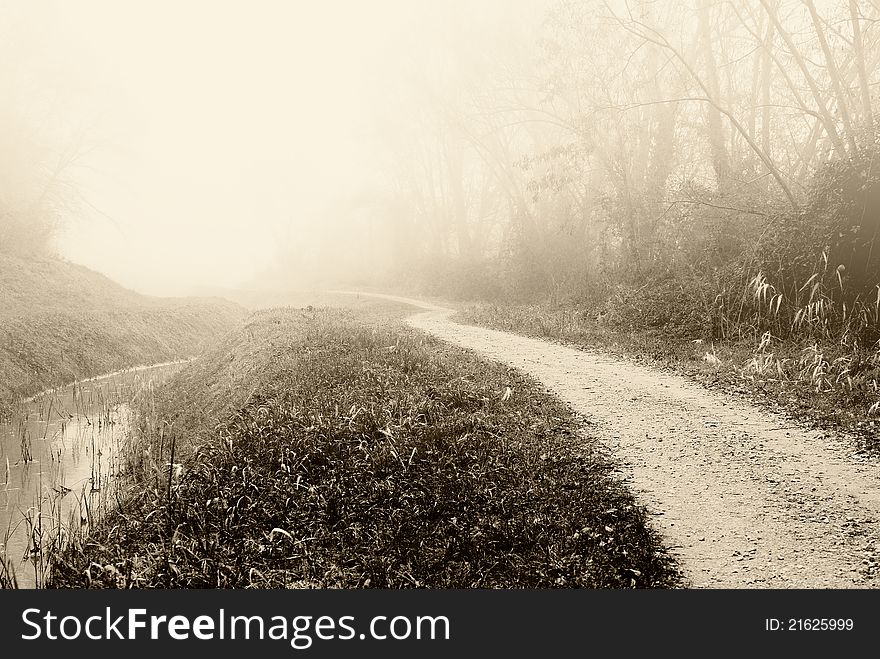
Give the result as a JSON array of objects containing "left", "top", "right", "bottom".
[
  {"left": 305, "top": 2, "right": 880, "bottom": 449},
  {"left": 48, "top": 301, "right": 681, "bottom": 588},
  {"left": 416, "top": 145, "right": 880, "bottom": 450},
  {"left": 447, "top": 140, "right": 880, "bottom": 450},
  {"left": 458, "top": 297, "right": 880, "bottom": 449},
  {"left": 0, "top": 253, "right": 247, "bottom": 419},
  {"left": 5, "top": 1, "right": 878, "bottom": 456}
]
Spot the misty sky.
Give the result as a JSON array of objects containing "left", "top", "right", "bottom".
[{"left": 5, "top": 0, "right": 539, "bottom": 295}]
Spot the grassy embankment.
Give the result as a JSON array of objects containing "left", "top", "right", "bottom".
[
  {"left": 0, "top": 253, "right": 247, "bottom": 419},
  {"left": 457, "top": 301, "right": 880, "bottom": 449},
  {"left": 49, "top": 299, "right": 681, "bottom": 588}
]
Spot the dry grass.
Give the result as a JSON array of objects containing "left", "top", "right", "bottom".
[
  {"left": 0, "top": 253, "right": 247, "bottom": 419},
  {"left": 48, "top": 302, "right": 681, "bottom": 589},
  {"left": 458, "top": 294, "right": 880, "bottom": 449}
]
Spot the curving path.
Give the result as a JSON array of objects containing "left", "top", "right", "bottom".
[{"left": 347, "top": 292, "right": 880, "bottom": 588}]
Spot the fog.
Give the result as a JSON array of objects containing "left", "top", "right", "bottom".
[
  {"left": 27, "top": 0, "right": 417, "bottom": 294},
  {"left": 4, "top": 0, "right": 538, "bottom": 294},
  {"left": 3, "top": 0, "right": 880, "bottom": 599},
  {"left": 2, "top": 0, "right": 877, "bottom": 301}
]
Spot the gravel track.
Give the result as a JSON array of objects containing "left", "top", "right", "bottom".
[{"left": 357, "top": 293, "right": 880, "bottom": 588}]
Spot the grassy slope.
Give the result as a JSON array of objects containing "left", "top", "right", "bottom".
[
  {"left": 49, "top": 300, "right": 681, "bottom": 588},
  {"left": 0, "top": 254, "right": 247, "bottom": 417},
  {"left": 457, "top": 303, "right": 880, "bottom": 450}
]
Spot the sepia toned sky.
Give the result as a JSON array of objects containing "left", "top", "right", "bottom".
[
  {"left": 43, "top": 0, "right": 413, "bottom": 294},
  {"left": 4, "top": 0, "right": 539, "bottom": 294}
]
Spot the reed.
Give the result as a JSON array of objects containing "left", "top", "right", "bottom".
[{"left": 0, "top": 365, "right": 180, "bottom": 587}]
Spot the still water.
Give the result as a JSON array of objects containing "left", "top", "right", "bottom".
[{"left": 0, "top": 362, "right": 182, "bottom": 588}]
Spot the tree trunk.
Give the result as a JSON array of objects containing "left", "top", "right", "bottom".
[
  {"left": 802, "top": 0, "right": 858, "bottom": 154},
  {"left": 759, "top": 0, "right": 848, "bottom": 156},
  {"left": 697, "top": 0, "right": 730, "bottom": 187},
  {"left": 849, "top": 0, "right": 874, "bottom": 136},
  {"left": 761, "top": 11, "right": 774, "bottom": 164}
]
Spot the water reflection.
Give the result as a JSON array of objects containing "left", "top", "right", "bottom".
[{"left": 0, "top": 363, "right": 181, "bottom": 588}]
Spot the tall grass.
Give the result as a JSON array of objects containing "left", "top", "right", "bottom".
[
  {"left": 733, "top": 252, "right": 879, "bottom": 346},
  {"left": 1, "top": 367, "right": 180, "bottom": 588},
  {"left": 728, "top": 253, "right": 880, "bottom": 413},
  {"left": 48, "top": 306, "right": 681, "bottom": 589},
  {"left": 458, "top": 258, "right": 880, "bottom": 442}
]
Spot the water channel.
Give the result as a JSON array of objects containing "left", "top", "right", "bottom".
[{"left": 0, "top": 362, "right": 183, "bottom": 588}]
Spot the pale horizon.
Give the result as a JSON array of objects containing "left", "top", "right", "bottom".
[{"left": 5, "top": 0, "right": 543, "bottom": 296}]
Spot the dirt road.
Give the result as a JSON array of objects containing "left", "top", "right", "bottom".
[{"left": 356, "top": 292, "right": 880, "bottom": 588}]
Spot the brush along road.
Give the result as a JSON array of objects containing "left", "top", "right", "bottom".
[{"left": 345, "top": 292, "right": 880, "bottom": 588}]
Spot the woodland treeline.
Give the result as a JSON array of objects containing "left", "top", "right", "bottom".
[
  {"left": 0, "top": 17, "right": 79, "bottom": 258},
  {"left": 4, "top": 1, "right": 879, "bottom": 345},
  {"left": 370, "top": 0, "right": 880, "bottom": 343},
  {"left": 0, "top": 99, "right": 64, "bottom": 256}
]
